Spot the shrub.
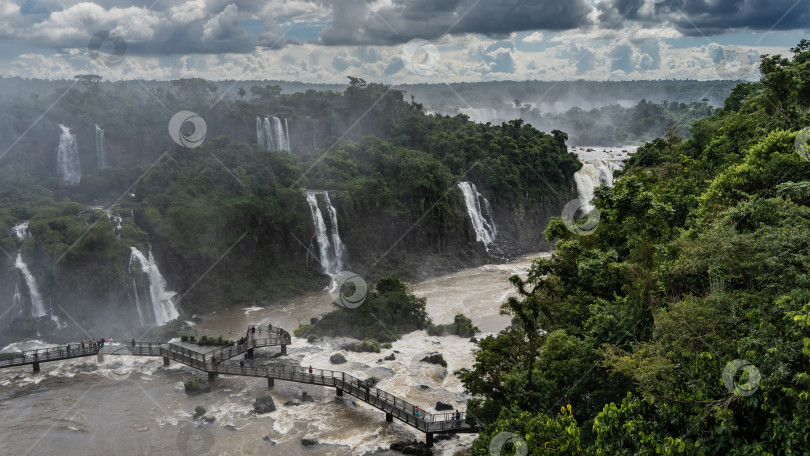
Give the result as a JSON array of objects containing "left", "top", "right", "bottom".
[{"left": 193, "top": 406, "right": 206, "bottom": 419}]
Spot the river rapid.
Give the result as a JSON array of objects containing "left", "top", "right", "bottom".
[{"left": 0, "top": 253, "right": 545, "bottom": 456}]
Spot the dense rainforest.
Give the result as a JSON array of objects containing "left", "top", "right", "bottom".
[
  {"left": 0, "top": 76, "right": 582, "bottom": 343},
  {"left": 463, "top": 41, "right": 810, "bottom": 454}
]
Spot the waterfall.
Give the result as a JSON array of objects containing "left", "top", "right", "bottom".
[
  {"left": 57, "top": 124, "right": 81, "bottom": 184},
  {"left": 11, "top": 222, "right": 47, "bottom": 319},
  {"left": 573, "top": 159, "right": 622, "bottom": 210},
  {"left": 306, "top": 191, "right": 345, "bottom": 275},
  {"left": 10, "top": 283, "right": 23, "bottom": 316},
  {"left": 257, "top": 116, "right": 291, "bottom": 152},
  {"left": 323, "top": 193, "right": 344, "bottom": 273},
  {"left": 95, "top": 124, "right": 105, "bottom": 168},
  {"left": 458, "top": 182, "right": 498, "bottom": 248},
  {"left": 128, "top": 247, "right": 179, "bottom": 326}
]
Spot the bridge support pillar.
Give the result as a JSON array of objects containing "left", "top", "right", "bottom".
[
  {"left": 97, "top": 353, "right": 104, "bottom": 363},
  {"left": 426, "top": 433, "right": 434, "bottom": 448},
  {"left": 32, "top": 362, "right": 40, "bottom": 373},
  {"left": 267, "top": 377, "right": 274, "bottom": 388},
  {"left": 163, "top": 356, "right": 170, "bottom": 366},
  {"left": 385, "top": 413, "right": 393, "bottom": 423},
  {"left": 208, "top": 372, "right": 217, "bottom": 382},
  {"left": 280, "top": 344, "right": 287, "bottom": 356},
  {"left": 246, "top": 348, "right": 254, "bottom": 360},
  {"left": 336, "top": 388, "right": 343, "bottom": 397}
]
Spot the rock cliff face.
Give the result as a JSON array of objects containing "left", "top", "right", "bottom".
[{"left": 0, "top": 184, "right": 571, "bottom": 345}]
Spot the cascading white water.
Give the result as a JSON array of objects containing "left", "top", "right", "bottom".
[
  {"left": 10, "top": 283, "right": 23, "bottom": 316},
  {"left": 14, "top": 254, "right": 46, "bottom": 318},
  {"left": 11, "top": 222, "right": 47, "bottom": 319},
  {"left": 57, "top": 125, "right": 81, "bottom": 184},
  {"left": 323, "top": 193, "right": 344, "bottom": 273},
  {"left": 306, "top": 191, "right": 345, "bottom": 275},
  {"left": 573, "top": 159, "right": 623, "bottom": 211},
  {"left": 257, "top": 116, "right": 291, "bottom": 152},
  {"left": 95, "top": 124, "right": 105, "bottom": 168},
  {"left": 129, "top": 247, "right": 179, "bottom": 326},
  {"left": 458, "top": 182, "right": 497, "bottom": 248}
]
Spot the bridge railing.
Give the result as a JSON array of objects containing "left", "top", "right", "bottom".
[
  {"left": 214, "top": 360, "right": 467, "bottom": 428},
  {"left": 0, "top": 342, "right": 101, "bottom": 366}
]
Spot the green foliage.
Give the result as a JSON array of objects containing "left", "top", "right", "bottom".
[
  {"left": 193, "top": 406, "right": 206, "bottom": 419},
  {"left": 297, "top": 276, "right": 430, "bottom": 343},
  {"left": 343, "top": 338, "right": 381, "bottom": 353},
  {"left": 184, "top": 379, "right": 206, "bottom": 394},
  {"left": 427, "top": 313, "right": 478, "bottom": 337},
  {"left": 463, "top": 41, "right": 810, "bottom": 452}
]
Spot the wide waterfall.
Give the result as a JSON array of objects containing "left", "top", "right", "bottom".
[
  {"left": 57, "top": 124, "right": 81, "bottom": 184},
  {"left": 95, "top": 124, "right": 105, "bottom": 168},
  {"left": 306, "top": 191, "right": 344, "bottom": 275},
  {"left": 458, "top": 182, "right": 498, "bottom": 248},
  {"left": 11, "top": 222, "right": 47, "bottom": 319},
  {"left": 573, "top": 159, "right": 623, "bottom": 210},
  {"left": 128, "top": 247, "right": 179, "bottom": 326},
  {"left": 256, "top": 116, "right": 291, "bottom": 152}
]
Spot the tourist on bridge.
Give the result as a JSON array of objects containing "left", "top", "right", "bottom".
[
  {"left": 131, "top": 338, "right": 136, "bottom": 348},
  {"left": 239, "top": 360, "right": 245, "bottom": 368},
  {"left": 308, "top": 365, "right": 313, "bottom": 382},
  {"left": 414, "top": 407, "right": 419, "bottom": 418},
  {"left": 81, "top": 341, "right": 85, "bottom": 352},
  {"left": 455, "top": 410, "right": 461, "bottom": 427}
]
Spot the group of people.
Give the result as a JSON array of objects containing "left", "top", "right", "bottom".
[{"left": 81, "top": 338, "right": 111, "bottom": 350}]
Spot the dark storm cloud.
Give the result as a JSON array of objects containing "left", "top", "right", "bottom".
[
  {"left": 598, "top": 0, "right": 810, "bottom": 35},
  {"left": 317, "top": 0, "right": 594, "bottom": 45}
]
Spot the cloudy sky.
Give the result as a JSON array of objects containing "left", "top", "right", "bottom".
[{"left": 0, "top": 0, "right": 807, "bottom": 82}]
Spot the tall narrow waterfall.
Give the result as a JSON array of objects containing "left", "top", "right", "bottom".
[
  {"left": 128, "top": 247, "right": 179, "bottom": 326},
  {"left": 458, "top": 182, "right": 498, "bottom": 248},
  {"left": 10, "top": 283, "right": 23, "bottom": 317},
  {"left": 57, "top": 125, "right": 81, "bottom": 184},
  {"left": 573, "top": 159, "right": 622, "bottom": 210},
  {"left": 256, "top": 117, "right": 291, "bottom": 152},
  {"left": 306, "top": 191, "right": 345, "bottom": 275},
  {"left": 95, "top": 124, "right": 105, "bottom": 168},
  {"left": 11, "top": 222, "right": 47, "bottom": 319}
]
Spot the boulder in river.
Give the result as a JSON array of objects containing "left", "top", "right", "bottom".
[
  {"left": 390, "top": 440, "right": 433, "bottom": 455},
  {"left": 419, "top": 353, "right": 447, "bottom": 368},
  {"left": 301, "top": 391, "right": 315, "bottom": 402},
  {"left": 301, "top": 438, "right": 318, "bottom": 447},
  {"left": 253, "top": 395, "right": 276, "bottom": 414},
  {"left": 435, "top": 401, "right": 453, "bottom": 411},
  {"left": 384, "top": 353, "right": 396, "bottom": 361},
  {"left": 330, "top": 353, "right": 347, "bottom": 364}
]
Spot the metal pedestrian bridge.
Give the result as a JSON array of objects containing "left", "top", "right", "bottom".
[{"left": 0, "top": 324, "right": 476, "bottom": 446}]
